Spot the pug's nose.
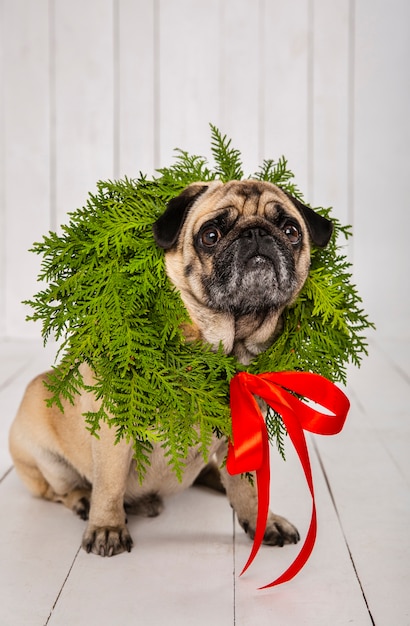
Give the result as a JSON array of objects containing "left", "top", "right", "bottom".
[{"left": 242, "top": 227, "right": 269, "bottom": 241}]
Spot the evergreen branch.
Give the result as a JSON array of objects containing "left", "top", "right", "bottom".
[
  {"left": 210, "top": 124, "right": 244, "bottom": 181},
  {"left": 266, "top": 408, "right": 287, "bottom": 460},
  {"left": 253, "top": 156, "right": 303, "bottom": 198}
]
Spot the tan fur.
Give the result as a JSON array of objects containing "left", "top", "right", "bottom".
[{"left": 9, "top": 180, "right": 331, "bottom": 556}]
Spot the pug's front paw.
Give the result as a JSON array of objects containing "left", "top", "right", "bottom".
[
  {"left": 82, "top": 524, "right": 133, "bottom": 556},
  {"left": 240, "top": 512, "right": 300, "bottom": 547}
]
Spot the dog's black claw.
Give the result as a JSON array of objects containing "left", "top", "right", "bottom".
[
  {"left": 84, "top": 536, "right": 94, "bottom": 554},
  {"left": 271, "top": 524, "right": 285, "bottom": 547}
]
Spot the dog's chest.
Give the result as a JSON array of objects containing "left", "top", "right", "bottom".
[{"left": 125, "top": 437, "right": 225, "bottom": 498}]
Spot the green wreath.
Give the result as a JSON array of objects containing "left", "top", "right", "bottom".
[{"left": 26, "top": 125, "right": 374, "bottom": 479}]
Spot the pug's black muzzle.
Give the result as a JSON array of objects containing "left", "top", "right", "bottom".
[{"left": 204, "top": 225, "right": 298, "bottom": 315}]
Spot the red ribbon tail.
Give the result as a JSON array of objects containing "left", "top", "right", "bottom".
[
  {"left": 239, "top": 433, "right": 270, "bottom": 576},
  {"left": 259, "top": 504, "right": 317, "bottom": 589}
]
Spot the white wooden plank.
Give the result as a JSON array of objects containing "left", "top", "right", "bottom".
[
  {"left": 375, "top": 337, "right": 410, "bottom": 381},
  {"left": 262, "top": 0, "right": 310, "bottom": 194},
  {"left": 47, "top": 487, "right": 235, "bottom": 626},
  {"left": 347, "top": 338, "right": 410, "bottom": 486},
  {"left": 0, "top": 0, "right": 5, "bottom": 338},
  {"left": 371, "top": 413, "right": 410, "bottom": 491},
  {"left": 352, "top": 0, "right": 410, "bottom": 337},
  {"left": 315, "top": 395, "right": 410, "bottom": 626},
  {"left": 347, "top": 338, "right": 409, "bottom": 417},
  {"left": 234, "top": 439, "right": 371, "bottom": 625},
  {"left": 218, "top": 0, "right": 261, "bottom": 175},
  {"left": 117, "top": 0, "right": 156, "bottom": 178},
  {"left": 157, "top": 0, "right": 221, "bottom": 167},
  {"left": 310, "top": 0, "right": 350, "bottom": 224},
  {"left": 2, "top": 0, "right": 51, "bottom": 338},
  {"left": 0, "top": 339, "right": 38, "bottom": 385},
  {"left": 53, "top": 0, "right": 115, "bottom": 226},
  {"left": 0, "top": 471, "right": 83, "bottom": 626}
]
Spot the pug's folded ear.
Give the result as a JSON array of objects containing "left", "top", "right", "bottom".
[
  {"left": 153, "top": 184, "right": 209, "bottom": 250},
  {"left": 286, "top": 192, "right": 334, "bottom": 248}
]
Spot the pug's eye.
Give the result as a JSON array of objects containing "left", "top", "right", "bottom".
[
  {"left": 200, "top": 226, "right": 221, "bottom": 247},
  {"left": 282, "top": 222, "right": 301, "bottom": 245}
]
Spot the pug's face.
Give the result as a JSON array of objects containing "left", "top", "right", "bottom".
[{"left": 153, "top": 180, "right": 333, "bottom": 362}]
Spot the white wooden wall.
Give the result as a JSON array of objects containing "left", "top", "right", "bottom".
[{"left": 1, "top": 0, "right": 409, "bottom": 339}]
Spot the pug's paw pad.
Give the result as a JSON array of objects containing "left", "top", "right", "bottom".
[{"left": 82, "top": 524, "right": 133, "bottom": 556}]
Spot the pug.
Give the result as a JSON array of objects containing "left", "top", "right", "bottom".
[{"left": 9, "top": 180, "right": 333, "bottom": 557}]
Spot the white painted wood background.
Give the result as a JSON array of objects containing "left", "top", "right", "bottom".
[{"left": 1, "top": 0, "right": 410, "bottom": 339}]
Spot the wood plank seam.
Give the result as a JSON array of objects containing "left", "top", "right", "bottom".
[
  {"left": 45, "top": 545, "right": 82, "bottom": 626},
  {"left": 0, "top": 466, "right": 13, "bottom": 485},
  {"left": 312, "top": 438, "right": 376, "bottom": 626}
]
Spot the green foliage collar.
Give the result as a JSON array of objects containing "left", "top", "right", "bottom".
[{"left": 26, "top": 126, "right": 374, "bottom": 478}]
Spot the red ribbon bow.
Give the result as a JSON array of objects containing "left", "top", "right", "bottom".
[{"left": 226, "top": 371, "right": 350, "bottom": 589}]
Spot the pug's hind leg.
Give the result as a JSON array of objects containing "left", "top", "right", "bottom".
[
  {"left": 59, "top": 488, "right": 91, "bottom": 520},
  {"left": 12, "top": 455, "right": 58, "bottom": 502},
  {"left": 12, "top": 448, "right": 91, "bottom": 520}
]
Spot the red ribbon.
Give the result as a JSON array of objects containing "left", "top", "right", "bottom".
[{"left": 226, "top": 371, "right": 350, "bottom": 589}]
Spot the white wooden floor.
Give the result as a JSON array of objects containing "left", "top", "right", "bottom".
[{"left": 0, "top": 336, "right": 409, "bottom": 626}]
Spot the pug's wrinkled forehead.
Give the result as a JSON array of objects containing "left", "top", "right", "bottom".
[
  {"left": 190, "top": 180, "right": 303, "bottom": 226},
  {"left": 153, "top": 180, "right": 333, "bottom": 250}
]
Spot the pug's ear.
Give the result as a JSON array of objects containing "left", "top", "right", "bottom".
[
  {"left": 153, "top": 184, "right": 209, "bottom": 250},
  {"left": 286, "top": 192, "right": 333, "bottom": 248}
]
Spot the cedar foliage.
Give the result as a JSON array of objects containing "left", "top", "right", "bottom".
[{"left": 25, "top": 125, "right": 374, "bottom": 475}]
